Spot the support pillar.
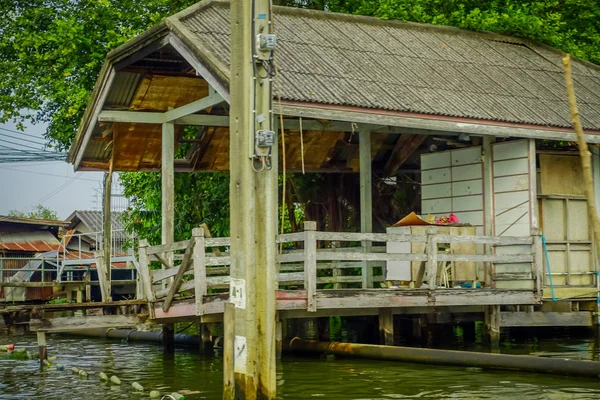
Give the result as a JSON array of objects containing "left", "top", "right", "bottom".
[
  {"left": 276, "top": 319, "right": 282, "bottom": 360},
  {"left": 103, "top": 165, "right": 113, "bottom": 296},
  {"left": 84, "top": 269, "right": 91, "bottom": 302},
  {"left": 161, "top": 120, "right": 175, "bottom": 289},
  {"left": 359, "top": 129, "right": 373, "bottom": 288},
  {"left": 228, "top": 0, "right": 277, "bottom": 397},
  {"left": 482, "top": 136, "right": 495, "bottom": 287},
  {"left": 162, "top": 324, "right": 175, "bottom": 354},
  {"left": 37, "top": 331, "right": 47, "bottom": 361},
  {"left": 486, "top": 305, "right": 500, "bottom": 352},
  {"left": 378, "top": 309, "right": 394, "bottom": 346},
  {"left": 412, "top": 316, "right": 422, "bottom": 341},
  {"left": 200, "top": 323, "right": 213, "bottom": 353}
]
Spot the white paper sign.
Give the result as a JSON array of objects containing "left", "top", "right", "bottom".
[
  {"left": 234, "top": 335, "right": 247, "bottom": 374},
  {"left": 230, "top": 278, "right": 246, "bottom": 309}
]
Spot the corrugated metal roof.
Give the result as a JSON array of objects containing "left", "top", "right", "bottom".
[
  {"left": 66, "top": 210, "right": 127, "bottom": 242},
  {"left": 105, "top": 72, "right": 143, "bottom": 109},
  {"left": 0, "top": 215, "right": 68, "bottom": 227},
  {"left": 0, "top": 231, "right": 61, "bottom": 252},
  {"left": 175, "top": 1, "right": 600, "bottom": 130}
]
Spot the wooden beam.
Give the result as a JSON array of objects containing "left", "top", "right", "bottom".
[
  {"left": 359, "top": 128, "right": 373, "bottom": 288},
  {"left": 164, "top": 92, "right": 224, "bottom": 122},
  {"left": 500, "top": 311, "right": 592, "bottom": 327},
  {"left": 30, "top": 315, "right": 141, "bottom": 332},
  {"left": 383, "top": 134, "right": 427, "bottom": 177},
  {"left": 162, "top": 234, "right": 195, "bottom": 312}
]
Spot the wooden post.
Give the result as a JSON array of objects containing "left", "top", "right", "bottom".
[
  {"left": 486, "top": 305, "right": 500, "bottom": 352},
  {"left": 162, "top": 119, "right": 175, "bottom": 290},
  {"left": 103, "top": 164, "right": 113, "bottom": 295},
  {"left": 276, "top": 318, "right": 282, "bottom": 360},
  {"left": 76, "top": 288, "right": 83, "bottom": 304},
  {"left": 482, "top": 136, "right": 495, "bottom": 286},
  {"left": 532, "top": 228, "right": 543, "bottom": 297},
  {"left": 162, "top": 324, "right": 175, "bottom": 354},
  {"left": 94, "top": 251, "right": 110, "bottom": 302},
  {"left": 138, "top": 239, "right": 154, "bottom": 302},
  {"left": 359, "top": 128, "right": 373, "bottom": 288},
  {"left": 332, "top": 241, "right": 342, "bottom": 289},
  {"left": 223, "top": 302, "right": 235, "bottom": 399},
  {"left": 37, "top": 331, "right": 47, "bottom": 361},
  {"left": 84, "top": 269, "right": 91, "bottom": 302},
  {"left": 229, "top": 0, "right": 277, "bottom": 396},
  {"left": 378, "top": 308, "right": 394, "bottom": 346},
  {"left": 562, "top": 55, "right": 600, "bottom": 263},
  {"left": 193, "top": 227, "right": 207, "bottom": 316},
  {"left": 426, "top": 230, "right": 438, "bottom": 290},
  {"left": 200, "top": 323, "right": 212, "bottom": 353},
  {"left": 304, "top": 221, "right": 317, "bottom": 312}
]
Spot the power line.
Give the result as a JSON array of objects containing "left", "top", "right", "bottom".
[
  {"left": 0, "top": 126, "right": 50, "bottom": 142},
  {"left": 0, "top": 166, "right": 101, "bottom": 182},
  {"left": 32, "top": 173, "right": 82, "bottom": 206},
  {"left": 0, "top": 131, "right": 48, "bottom": 146}
]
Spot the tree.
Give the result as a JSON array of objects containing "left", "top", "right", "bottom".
[{"left": 8, "top": 204, "right": 59, "bottom": 220}]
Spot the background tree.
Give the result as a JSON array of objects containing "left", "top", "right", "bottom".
[
  {"left": 8, "top": 204, "right": 59, "bottom": 220},
  {"left": 3, "top": 0, "right": 600, "bottom": 240}
]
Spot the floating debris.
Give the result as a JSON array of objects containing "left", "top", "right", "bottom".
[
  {"left": 99, "top": 372, "right": 109, "bottom": 381},
  {"left": 71, "top": 367, "right": 80, "bottom": 374},
  {"left": 132, "top": 382, "right": 144, "bottom": 392},
  {"left": 42, "top": 359, "right": 52, "bottom": 367},
  {"left": 149, "top": 390, "right": 160, "bottom": 398},
  {"left": 56, "top": 365, "right": 65, "bottom": 371},
  {"left": 466, "top": 367, "right": 482, "bottom": 372},
  {"left": 0, "top": 344, "right": 15, "bottom": 352},
  {"left": 78, "top": 370, "right": 88, "bottom": 378},
  {"left": 110, "top": 375, "right": 121, "bottom": 385}
]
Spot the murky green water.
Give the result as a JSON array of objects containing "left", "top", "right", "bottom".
[{"left": 1, "top": 332, "right": 600, "bottom": 399}]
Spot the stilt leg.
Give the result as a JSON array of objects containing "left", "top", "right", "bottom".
[
  {"left": 162, "top": 324, "right": 175, "bottom": 354},
  {"left": 37, "top": 331, "right": 47, "bottom": 362},
  {"left": 378, "top": 309, "right": 394, "bottom": 346}
]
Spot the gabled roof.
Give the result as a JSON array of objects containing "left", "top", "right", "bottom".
[
  {"left": 0, "top": 215, "right": 68, "bottom": 229},
  {"left": 176, "top": 0, "right": 600, "bottom": 129},
  {"left": 68, "top": 0, "right": 600, "bottom": 172},
  {"left": 66, "top": 210, "right": 125, "bottom": 233}
]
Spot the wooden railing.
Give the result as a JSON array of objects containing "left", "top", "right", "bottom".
[{"left": 138, "top": 223, "right": 543, "bottom": 315}]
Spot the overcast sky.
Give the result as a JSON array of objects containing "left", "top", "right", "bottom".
[{"left": 0, "top": 120, "right": 105, "bottom": 220}]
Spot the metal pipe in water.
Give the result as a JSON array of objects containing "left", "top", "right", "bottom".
[
  {"left": 64, "top": 328, "right": 201, "bottom": 346},
  {"left": 285, "top": 338, "right": 600, "bottom": 379}
]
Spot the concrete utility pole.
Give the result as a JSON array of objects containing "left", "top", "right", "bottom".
[{"left": 227, "top": 0, "right": 277, "bottom": 398}]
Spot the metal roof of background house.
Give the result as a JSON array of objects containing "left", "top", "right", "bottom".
[
  {"left": 176, "top": 0, "right": 600, "bottom": 130},
  {"left": 66, "top": 210, "right": 125, "bottom": 233}
]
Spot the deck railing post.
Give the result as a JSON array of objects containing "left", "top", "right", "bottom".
[
  {"left": 138, "top": 239, "right": 154, "bottom": 302},
  {"left": 532, "top": 228, "right": 543, "bottom": 298},
  {"left": 304, "top": 221, "right": 317, "bottom": 312},
  {"left": 192, "top": 227, "right": 207, "bottom": 316},
  {"left": 426, "top": 229, "right": 438, "bottom": 290}
]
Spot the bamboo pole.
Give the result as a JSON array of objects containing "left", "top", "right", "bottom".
[{"left": 562, "top": 54, "right": 600, "bottom": 262}]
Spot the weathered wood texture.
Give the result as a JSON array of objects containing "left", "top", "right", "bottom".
[
  {"left": 500, "top": 311, "right": 592, "bottom": 327},
  {"left": 30, "top": 315, "right": 141, "bottom": 332}
]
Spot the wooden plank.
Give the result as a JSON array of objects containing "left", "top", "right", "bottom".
[
  {"left": 304, "top": 221, "right": 317, "bottom": 312},
  {"left": 315, "top": 252, "right": 427, "bottom": 262},
  {"left": 205, "top": 237, "right": 231, "bottom": 247},
  {"left": 94, "top": 251, "right": 110, "bottom": 302},
  {"left": 383, "top": 134, "right": 427, "bottom": 177},
  {"left": 314, "top": 232, "right": 427, "bottom": 243},
  {"left": 500, "top": 311, "right": 592, "bottom": 327},
  {"left": 276, "top": 232, "right": 304, "bottom": 243},
  {"left": 30, "top": 315, "right": 142, "bottom": 332},
  {"left": 540, "top": 154, "right": 585, "bottom": 196},
  {"left": 438, "top": 254, "right": 533, "bottom": 263},
  {"left": 146, "top": 240, "right": 190, "bottom": 255},
  {"left": 435, "top": 235, "right": 532, "bottom": 245},
  {"left": 492, "top": 272, "right": 533, "bottom": 281},
  {"left": 193, "top": 228, "right": 207, "bottom": 316},
  {"left": 162, "top": 235, "right": 195, "bottom": 312},
  {"left": 315, "top": 289, "right": 539, "bottom": 309},
  {"left": 152, "top": 252, "right": 173, "bottom": 270}
]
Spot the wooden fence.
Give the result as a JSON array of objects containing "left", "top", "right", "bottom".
[{"left": 138, "top": 224, "right": 543, "bottom": 315}]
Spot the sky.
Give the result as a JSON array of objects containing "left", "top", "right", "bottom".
[{"left": 0, "top": 120, "right": 106, "bottom": 220}]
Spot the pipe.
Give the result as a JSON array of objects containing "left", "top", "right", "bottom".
[
  {"left": 286, "top": 338, "right": 600, "bottom": 379},
  {"left": 63, "top": 328, "right": 201, "bottom": 347}
]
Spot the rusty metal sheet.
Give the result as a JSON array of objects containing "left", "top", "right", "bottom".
[{"left": 0, "top": 231, "right": 61, "bottom": 252}]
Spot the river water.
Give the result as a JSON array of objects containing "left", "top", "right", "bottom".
[{"left": 1, "top": 331, "right": 600, "bottom": 399}]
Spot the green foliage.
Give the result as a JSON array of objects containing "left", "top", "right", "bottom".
[
  {"left": 120, "top": 172, "right": 230, "bottom": 244},
  {"left": 0, "top": 0, "right": 194, "bottom": 150},
  {"left": 327, "top": 0, "right": 600, "bottom": 65},
  {"left": 47, "top": 296, "right": 69, "bottom": 304},
  {"left": 8, "top": 204, "right": 59, "bottom": 220}
]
